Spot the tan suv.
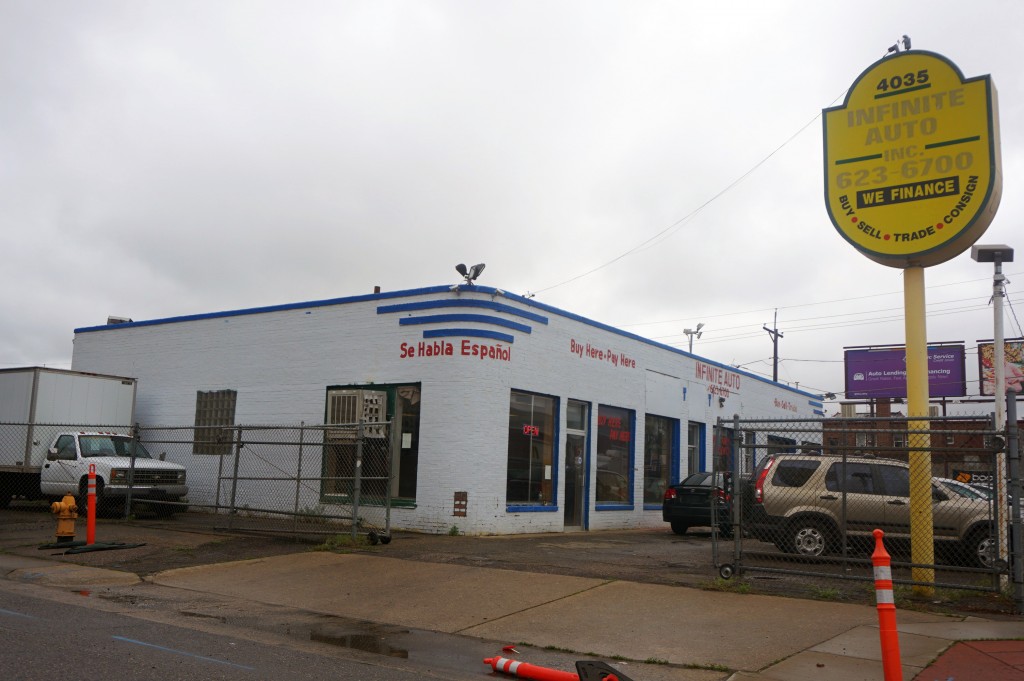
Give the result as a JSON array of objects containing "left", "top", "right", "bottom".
[{"left": 748, "top": 454, "right": 996, "bottom": 568}]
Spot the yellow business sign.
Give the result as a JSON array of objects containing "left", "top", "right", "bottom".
[{"left": 823, "top": 51, "right": 1001, "bottom": 267}]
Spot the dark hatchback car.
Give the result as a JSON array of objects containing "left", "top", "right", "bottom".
[{"left": 662, "top": 471, "right": 733, "bottom": 536}]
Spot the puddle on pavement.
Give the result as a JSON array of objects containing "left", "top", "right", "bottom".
[{"left": 310, "top": 625, "right": 409, "bottom": 659}]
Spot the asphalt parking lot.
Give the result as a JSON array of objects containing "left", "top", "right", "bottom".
[{"left": 2, "top": 503, "right": 1016, "bottom": 618}]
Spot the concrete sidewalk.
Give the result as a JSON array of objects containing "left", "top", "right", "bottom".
[
  {"left": 13, "top": 549, "right": 1019, "bottom": 680},
  {"left": 3, "top": 513, "right": 1024, "bottom": 680}
]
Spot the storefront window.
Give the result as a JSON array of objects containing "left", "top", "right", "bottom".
[
  {"left": 596, "top": 405, "right": 633, "bottom": 505},
  {"left": 506, "top": 390, "right": 557, "bottom": 505},
  {"left": 644, "top": 414, "right": 675, "bottom": 505},
  {"left": 687, "top": 422, "right": 703, "bottom": 474}
]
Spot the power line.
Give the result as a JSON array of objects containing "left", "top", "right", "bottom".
[
  {"left": 621, "top": 273, "right": 1021, "bottom": 330},
  {"left": 1006, "top": 291, "right": 1023, "bottom": 337},
  {"left": 649, "top": 295, "right": 995, "bottom": 343},
  {"left": 650, "top": 301, "right": 993, "bottom": 346},
  {"left": 530, "top": 90, "right": 851, "bottom": 296}
]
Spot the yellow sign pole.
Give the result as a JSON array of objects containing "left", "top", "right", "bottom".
[
  {"left": 824, "top": 50, "right": 1001, "bottom": 596},
  {"left": 904, "top": 266, "right": 934, "bottom": 593}
]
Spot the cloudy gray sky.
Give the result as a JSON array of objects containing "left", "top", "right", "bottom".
[{"left": 2, "top": 1, "right": 1021, "bottom": 411}]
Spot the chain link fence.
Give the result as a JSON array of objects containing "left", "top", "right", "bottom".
[
  {"left": 0, "top": 421, "right": 394, "bottom": 543},
  {"left": 710, "top": 414, "right": 1020, "bottom": 600}
]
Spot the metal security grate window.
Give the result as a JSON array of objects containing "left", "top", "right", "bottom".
[
  {"left": 324, "top": 389, "right": 391, "bottom": 499},
  {"left": 193, "top": 389, "right": 237, "bottom": 455}
]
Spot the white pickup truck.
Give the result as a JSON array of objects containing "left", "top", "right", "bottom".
[
  {"left": 42, "top": 431, "right": 188, "bottom": 513},
  {"left": 1, "top": 367, "right": 188, "bottom": 514}
]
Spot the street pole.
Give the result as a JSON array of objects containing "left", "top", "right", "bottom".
[
  {"left": 684, "top": 322, "right": 704, "bottom": 354},
  {"left": 972, "top": 245, "right": 1015, "bottom": 576},
  {"left": 992, "top": 254, "right": 1011, "bottom": 575},
  {"left": 994, "top": 255, "right": 1008, "bottom": 430},
  {"left": 763, "top": 309, "right": 783, "bottom": 382}
]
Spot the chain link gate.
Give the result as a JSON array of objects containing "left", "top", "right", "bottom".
[
  {"left": 133, "top": 421, "right": 394, "bottom": 543},
  {"left": 710, "top": 414, "right": 1021, "bottom": 605}
]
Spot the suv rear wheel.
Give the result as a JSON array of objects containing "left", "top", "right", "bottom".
[
  {"left": 670, "top": 521, "right": 689, "bottom": 535},
  {"left": 965, "top": 527, "right": 996, "bottom": 569},
  {"left": 784, "top": 518, "right": 835, "bottom": 557}
]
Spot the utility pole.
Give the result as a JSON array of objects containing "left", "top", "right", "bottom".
[{"left": 763, "top": 309, "right": 783, "bottom": 382}]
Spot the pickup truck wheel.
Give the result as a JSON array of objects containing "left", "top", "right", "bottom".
[
  {"left": 670, "top": 521, "right": 689, "bottom": 535},
  {"left": 788, "top": 519, "right": 832, "bottom": 557}
]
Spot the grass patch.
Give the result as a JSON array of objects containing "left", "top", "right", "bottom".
[
  {"left": 809, "top": 585, "right": 844, "bottom": 601},
  {"left": 296, "top": 504, "right": 328, "bottom": 522},
  {"left": 311, "top": 534, "right": 376, "bottom": 552},
  {"left": 682, "top": 662, "right": 731, "bottom": 672},
  {"left": 702, "top": 577, "right": 752, "bottom": 594}
]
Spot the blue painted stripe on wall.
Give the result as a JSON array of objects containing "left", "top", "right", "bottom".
[
  {"left": 378, "top": 299, "right": 548, "bottom": 324},
  {"left": 423, "top": 328, "right": 515, "bottom": 344},
  {"left": 398, "top": 313, "right": 531, "bottom": 334},
  {"left": 73, "top": 281, "right": 820, "bottom": 401}
]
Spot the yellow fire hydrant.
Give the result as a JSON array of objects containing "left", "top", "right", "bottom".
[{"left": 51, "top": 494, "right": 78, "bottom": 544}]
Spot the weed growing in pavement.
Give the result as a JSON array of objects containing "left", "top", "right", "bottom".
[
  {"left": 809, "top": 585, "right": 843, "bottom": 601},
  {"left": 702, "top": 577, "right": 752, "bottom": 594},
  {"left": 542, "top": 645, "right": 625, "bottom": 661},
  {"left": 297, "top": 504, "right": 327, "bottom": 522},
  {"left": 682, "top": 662, "right": 731, "bottom": 672},
  {"left": 312, "top": 534, "right": 375, "bottom": 552},
  {"left": 892, "top": 582, "right": 1014, "bottom": 614},
  {"left": 448, "top": 525, "right": 461, "bottom": 536},
  {"left": 542, "top": 645, "right": 574, "bottom": 653},
  {"left": 644, "top": 657, "right": 668, "bottom": 665}
]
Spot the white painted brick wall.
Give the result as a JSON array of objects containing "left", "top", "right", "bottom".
[{"left": 71, "top": 286, "right": 821, "bottom": 535}]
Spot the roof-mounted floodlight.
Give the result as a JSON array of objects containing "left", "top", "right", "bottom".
[
  {"left": 683, "top": 322, "right": 704, "bottom": 353},
  {"left": 455, "top": 262, "right": 486, "bottom": 285}
]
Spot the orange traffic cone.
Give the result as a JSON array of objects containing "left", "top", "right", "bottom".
[
  {"left": 484, "top": 656, "right": 579, "bottom": 681},
  {"left": 872, "top": 529, "right": 903, "bottom": 681}
]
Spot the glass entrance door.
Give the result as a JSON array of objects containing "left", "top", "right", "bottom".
[{"left": 564, "top": 400, "right": 588, "bottom": 528}]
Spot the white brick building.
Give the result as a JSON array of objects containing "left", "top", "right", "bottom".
[{"left": 70, "top": 284, "right": 823, "bottom": 535}]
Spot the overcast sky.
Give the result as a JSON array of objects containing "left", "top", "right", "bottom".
[{"left": 2, "top": 1, "right": 1021, "bottom": 413}]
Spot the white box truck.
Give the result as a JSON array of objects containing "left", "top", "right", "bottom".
[{"left": 0, "top": 367, "right": 187, "bottom": 512}]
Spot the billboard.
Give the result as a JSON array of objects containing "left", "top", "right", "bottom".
[
  {"left": 977, "top": 338, "right": 1024, "bottom": 396},
  {"left": 844, "top": 345, "right": 966, "bottom": 399}
]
